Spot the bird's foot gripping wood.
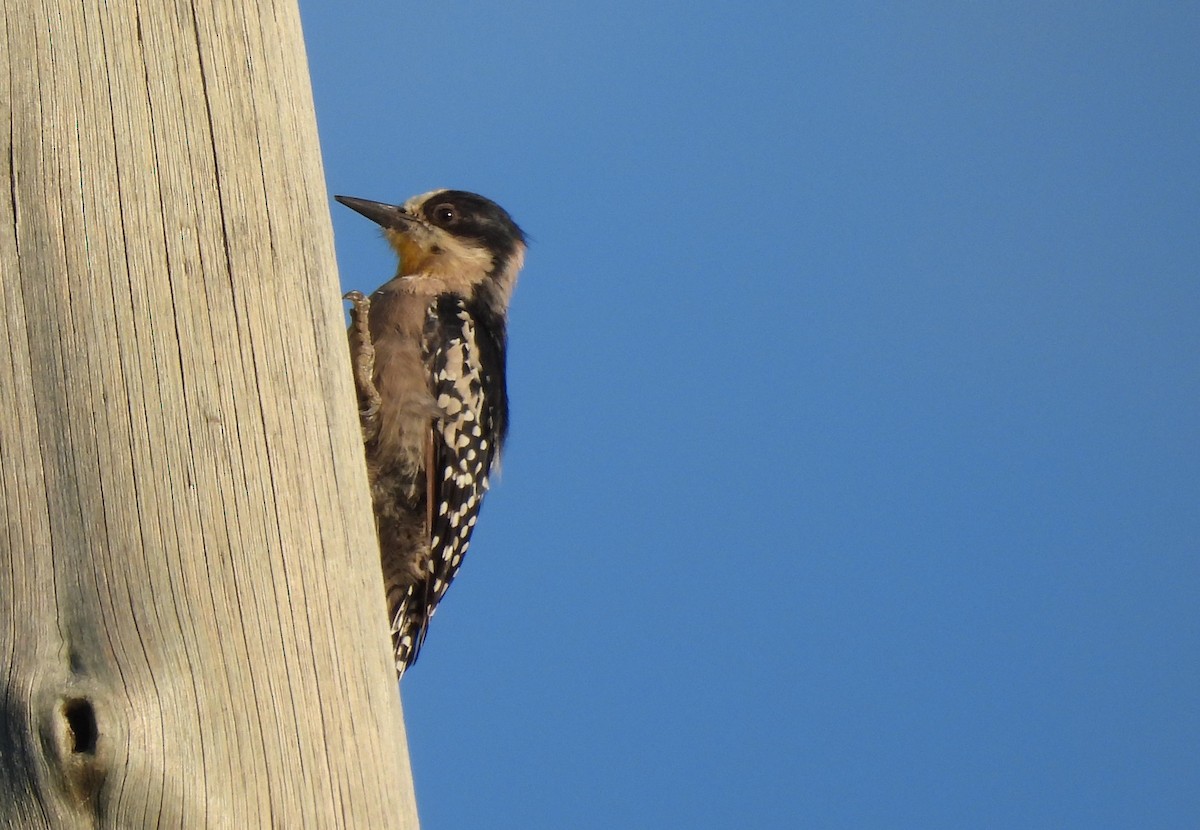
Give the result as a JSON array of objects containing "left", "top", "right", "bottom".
[{"left": 344, "top": 291, "right": 382, "bottom": 443}]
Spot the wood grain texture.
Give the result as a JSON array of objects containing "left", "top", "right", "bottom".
[{"left": 0, "top": 1, "right": 419, "bottom": 826}]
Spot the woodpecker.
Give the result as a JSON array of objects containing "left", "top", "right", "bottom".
[{"left": 337, "top": 189, "right": 526, "bottom": 676}]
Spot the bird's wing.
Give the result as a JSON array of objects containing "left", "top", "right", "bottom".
[{"left": 402, "top": 295, "right": 505, "bottom": 667}]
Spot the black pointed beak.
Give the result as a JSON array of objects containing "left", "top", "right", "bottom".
[{"left": 334, "top": 195, "right": 418, "bottom": 230}]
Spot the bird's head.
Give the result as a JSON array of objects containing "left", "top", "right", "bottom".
[{"left": 336, "top": 189, "right": 526, "bottom": 302}]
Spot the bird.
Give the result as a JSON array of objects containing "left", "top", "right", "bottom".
[{"left": 337, "top": 189, "right": 526, "bottom": 676}]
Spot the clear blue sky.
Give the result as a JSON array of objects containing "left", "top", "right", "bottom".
[{"left": 301, "top": 3, "right": 1198, "bottom": 827}]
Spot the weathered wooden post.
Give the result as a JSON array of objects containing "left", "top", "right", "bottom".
[{"left": 0, "top": 1, "right": 419, "bottom": 825}]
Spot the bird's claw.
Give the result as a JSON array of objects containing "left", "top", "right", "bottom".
[{"left": 345, "top": 291, "right": 382, "bottom": 442}]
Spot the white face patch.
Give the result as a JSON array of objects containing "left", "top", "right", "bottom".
[
  {"left": 402, "top": 189, "right": 448, "bottom": 214},
  {"left": 386, "top": 189, "right": 497, "bottom": 290}
]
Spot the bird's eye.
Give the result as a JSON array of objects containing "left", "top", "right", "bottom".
[{"left": 432, "top": 203, "right": 457, "bottom": 225}]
